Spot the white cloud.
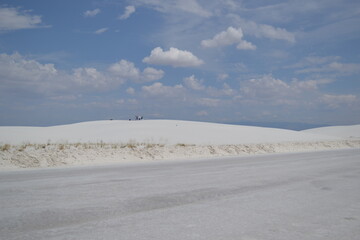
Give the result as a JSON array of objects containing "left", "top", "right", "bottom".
[
  {"left": 116, "top": 98, "right": 139, "bottom": 105},
  {"left": 0, "top": 7, "right": 45, "bottom": 31},
  {"left": 175, "top": 0, "right": 212, "bottom": 17},
  {"left": 287, "top": 56, "right": 360, "bottom": 76},
  {"left": 328, "top": 62, "right": 360, "bottom": 73},
  {"left": 288, "top": 56, "right": 341, "bottom": 69},
  {"left": 196, "top": 110, "right": 208, "bottom": 116},
  {"left": 237, "top": 75, "right": 304, "bottom": 106},
  {"left": 236, "top": 40, "right": 256, "bottom": 50},
  {"left": 238, "top": 75, "right": 338, "bottom": 107},
  {"left": 182, "top": 74, "right": 237, "bottom": 96},
  {"left": 116, "top": 99, "right": 125, "bottom": 105},
  {"left": 108, "top": 60, "right": 140, "bottom": 79},
  {"left": 240, "top": 75, "right": 292, "bottom": 101},
  {"left": 94, "top": 27, "right": 109, "bottom": 34},
  {"left": 126, "top": 87, "right": 135, "bottom": 95},
  {"left": 83, "top": 8, "right": 101, "bottom": 17},
  {"left": 119, "top": 5, "right": 136, "bottom": 20},
  {"left": 183, "top": 75, "right": 205, "bottom": 90},
  {"left": 73, "top": 67, "right": 110, "bottom": 89},
  {"left": 108, "top": 59, "right": 164, "bottom": 83},
  {"left": 201, "top": 27, "right": 242, "bottom": 47},
  {"left": 201, "top": 26, "right": 256, "bottom": 50},
  {"left": 143, "top": 47, "right": 204, "bottom": 67},
  {"left": 0, "top": 52, "right": 58, "bottom": 92},
  {"left": 207, "top": 83, "right": 236, "bottom": 97},
  {"left": 142, "top": 67, "right": 165, "bottom": 82},
  {"left": 242, "top": 20, "right": 295, "bottom": 43},
  {"left": 134, "top": 0, "right": 211, "bottom": 17},
  {"left": 49, "top": 95, "right": 79, "bottom": 101},
  {"left": 182, "top": 74, "right": 238, "bottom": 97},
  {"left": 304, "top": 56, "right": 341, "bottom": 66},
  {"left": 234, "top": 63, "right": 248, "bottom": 72},
  {"left": 142, "top": 82, "right": 185, "bottom": 97},
  {"left": 296, "top": 61, "right": 360, "bottom": 75},
  {"left": 320, "top": 94, "right": 357, "bottom": 108},
  {"left": 291, "top": 78, "right": 333, "bottom": 90},
  {"left": 217, "top": 73, "right": 229, "bottom": 81},
  {"left": 127, "top": 98, "right": 138, "bottom": 105},
  {"left": 0, "top": 52, "right": 110, "bottom": 94},
  {"left": 229, "top": 14, "right": 295, "bottom": 43},
  {"left": 196, "top": 98, "right": 221, "bottom": 107}
]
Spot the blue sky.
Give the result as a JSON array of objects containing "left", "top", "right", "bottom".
[{"left": 0, "top": 0, "right": 359, "bottom": 126}]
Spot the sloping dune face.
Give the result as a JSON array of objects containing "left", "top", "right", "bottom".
[
  {"left": 1, "top": 120, "right": 359, "bottom": 169},
  {"left": 302, "top": 125, "right": 360, "bottom": 139},
  {"left": 0, "top": 120, "right": 343, "bottom": 145}
]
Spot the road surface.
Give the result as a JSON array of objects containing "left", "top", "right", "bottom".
[{"left": 1, "top": 149, "right": 360, "bottom": 239}]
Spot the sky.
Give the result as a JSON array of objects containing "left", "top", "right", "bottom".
[{"left": 0, "top": 0, "right": 359, "bottom": 127}]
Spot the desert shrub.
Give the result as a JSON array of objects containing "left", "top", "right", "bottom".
[
  {"left": 95, "top": 141, "right": 106, "bottom": 148},
  {"left": 176, "top": 143, "right": 187, "bottom": 147},
  {"left": 145, "top": 143, "right": 156, "bottom": 149},
  {"left": 1, "top": 144, "right": 11, "bottom": 151},
  {"left": 17, "top": 143, "right": 30, "bottom": 152},
  {"left": 126, "top": 142, "right": 137, "bottom": 149}
]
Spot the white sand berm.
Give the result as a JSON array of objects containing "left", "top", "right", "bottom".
[{"left": 0, "top": 120, "right": 359, "bottom": 169}]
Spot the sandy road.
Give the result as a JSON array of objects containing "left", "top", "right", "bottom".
[{"left": 1, "top": 149, "right": 360, "bottom": 240}]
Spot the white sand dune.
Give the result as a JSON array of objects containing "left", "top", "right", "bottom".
[
  {"left": 0, "top": 120, "right": 344, "bottom": 145},
  {"left": 302, "top": 124, "right": 360, "bottom": 139},
  {"left": 0, "top": 120, "right": 359, "bottom": 169}
]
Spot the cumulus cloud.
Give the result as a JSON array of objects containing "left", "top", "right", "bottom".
[
  {"left": 236, "top": 40, "right": 256, "bottom": 50},
  {"left": 0, "top": 52, "right": 58, "bottom": 92},
  {"left": 207, "top": 83, "right": 236, "bottom": 97},
  {"left": 119, "top": 5, "right": 136, "bottom": 20},
  {"left": 0, "top": 53, "right": 56, "bottom": 94},
  {"left": 73, "top": 67, "right": 109, "bottom": 89},
  {"left": 237, "top": 74, "right": 340, "bottom": 107},
  {"left": 240, "top": 75, "right": 292, "bottom": 101},
  {"left": 108, "top": 60, "right": 139, "bottom": 79},
  {"left": 201, "top": 27, "right": 242, "bottom": 47},
  {"left": 94, "top": 27, "right": 109, "bottom": 34},
  {"left": 183, "top": 75, "right": 205, "bottom": 90},
  {"left": 201, "top": 27, "right": 256, "bottom": 50},
  {"left": 142, "top": 67, "right": 165, "bottom": 82},
  {"left": 83, "top": 8, "right": 101, "bottom": 17},
  {"left": 143, "top": 47, "right": 204, "bottom": 67},
  {"left": 108, "top": 59, "right": 164, "bottom": 83},
  {"left": 0, "top": 52, "right": 164, "bottom": 98},
  {"left": 0, "top": 7, "right": 46, "bottom": 31},
  {"left": 182, "top": 74, "right": 237, "bottom": 97},
  {"left": 142, "top": 82, "right": 185, "bottom": 97},
  {"left": 0, "top": 52, "right": 131, "bottom": 94}
]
